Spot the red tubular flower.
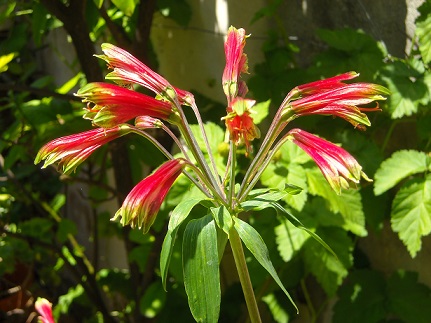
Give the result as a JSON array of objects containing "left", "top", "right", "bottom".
[
  {"left": 96, "top": 43, "right": 194, "bottom": 105},
  {"left": 34, "top": 125, "right": 132, "bottom": 174},
  {"left": 288, "top": 128, "right": 371, "bottom": 194},
  {"left": 282, "top": 72, "right": 389, "bottom": 129},
  {"left": 35, "top": 298, "right": 55, "bottom": 323},
  {"left": 112, "top": 159, "right": 186, "bottom": 233},
  {"left": 222, "top": 26, "right": 249, "bottom": 104},
  {"left": 224, "top": 97, "right": 260, "bottom": 155},
  {"left": 76, "top": 82, "right": 179, "bottom": 128}
]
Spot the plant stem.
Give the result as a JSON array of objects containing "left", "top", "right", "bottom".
[{"left": 229, "top": 227, "right": 262, "bottom": 323}]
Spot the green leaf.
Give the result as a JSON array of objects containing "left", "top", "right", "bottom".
[
  {"left": 56, "top": 219, "right": 77, "bottom": 243},
  {"left": 333, "top": 270, "right": 387, "bottom": 323},
  {"left": 160, "top": 198, "right": 204, "bottom": 290},
  {"left": 210, "top": 206, "right": 233, "bottom": 234},
  {"left": 260, "top": 144, "right": 309, "bottom": 211},
  {"left": 0, "top": 52, "right": 16, "bottom": 73},
  {"left": 111, "top": 0, "right": 138, "bottom": 16},
  {"left": 390, "top": 176, "right": 431, "bottom": 258},
  {"left": 183, "top": 215, "right": 220, "bottom": 322},
  {"left": 57, "top": 72, "right": 83, "bottom": 94},
  {"left": 374, "top": 150, "right": 429, "bottom": 195},
  {"left": 387, "top": 270, "right": 431, "bottom": 323},
  {"left": 57, "top": 284, "right": 84, "bottom": 314},
  {"left": 303, "top": 227, "right": 353, "bottom": 296},
  {"left": 416, "top": 13, "right": 431, "bottom": 64},
  {"left": 262, "top": 293, "right": 290, "bottom": 323},
  {"left": 306, "top": 168, "right": 367, "bottom": 236},
  {"left": 233, "top": 218, "right": 298, "bottom": 312},
  {"left": 382, "top": 59, "right": 429, "bottom": 119},
  {"left": 32, "top": 3, "right": 49, "bottom": 47},
  {"left": 275, "top": 216, "right": 310, "bottom": 262},
  {"left": 140, "top": 281, "right": 166, "bottom": 318},
  {"left": 157, "top": 0, "right": 192, "bottom": 27},
  {"left": 251, "top": 99, "right": 270, "bottom": 124}
]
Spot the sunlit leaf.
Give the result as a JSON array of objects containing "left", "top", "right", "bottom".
[
  {"left": 111, "top": 0, "right": 138, "bottom": 16},
  {"left": 233, "top": 218, "right": 298, "bottom": 312},
  {"left": 262, "top": 293, "right": 290, "bottom": 323},
  {"left": 183, "top": 215, "right": 220, "bottom": 322},
  {"left": 160, "top": 198, "right": 204, "bottom": 290},
  {"left": 303, "top": 227, "right": 353, "bottom": 296},
  {"left": 374, "top": 150, "right": 429, "bottom": 195},
  {"left": 251, "top": 99, "right": 270, "bottom": 124},
  {"left": 306, "top": 168, "right": 367, "bottom": 236},
  {"left": 391, "top": 176, "right": 431, "bottom": 258},
  {"left": 416, "top": 12, "right": 431, "bottom": 64},
  {"left": 275, "top": 216, "right": 310, "bottom": 262}
]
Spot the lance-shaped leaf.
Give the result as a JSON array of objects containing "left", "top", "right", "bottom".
[
  {"left": 183, "top": 215, "right": 220, "bottom": 322},
  {"left": 233, "top": 218, "right": 298, "bottom": 313},
  {"left": 160, "top": 198, "right": 205, "bottom": 290}
]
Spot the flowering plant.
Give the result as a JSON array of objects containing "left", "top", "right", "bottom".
[{"left": 35, "top": 26, "right": 388, "bottom": 322}]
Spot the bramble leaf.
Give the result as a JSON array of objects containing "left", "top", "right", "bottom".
[
  {"left": 303, "top": 227, "right": 353, "bottom": 296},
  {"left": 374, "top": 150, "right": 429, "bottom": 195},
  {"left": 390, "top": 176, "right": 431, "bottom": 258},
  {"left": 306, "top": 168, "right": 367, "bottom": 236}
]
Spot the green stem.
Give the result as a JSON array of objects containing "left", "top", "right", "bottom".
[
  {"left": 228, "top": 142, "right": 237, "bottom": 207},
  {"left": 229, "top": 227, "right": 262, "bottom": 323}
]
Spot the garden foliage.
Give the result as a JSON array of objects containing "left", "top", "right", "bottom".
[{"left": 1, "top": 0, "right": 431, "bottom": 322}]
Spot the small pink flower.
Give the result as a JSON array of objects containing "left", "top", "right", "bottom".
[
  {"left": 222, "top": 26, "right": 249, "bottom": 104},
  {"left": 282, "top": 72, "right": 389, "bottom": 129},
  {"left": 76, "top": 82, "right": 178, "bottom": 128},
  {"left": 288, "top": 128, "right": 371, "bottom": 194},
  {"left": 112, "top": 159, "right": 186, "bottom": 233},
  {"left": 35, "top": 125, "right": 132, "bottom": 174},
  {"left": 96, "top": 43, "right": 194, "bottom": 105},
  {"left": 224, "top": 97, "right": 260, "bottom": 155},
  {"left": 35, "top": 298, "right": 55, "bottom": 323}
]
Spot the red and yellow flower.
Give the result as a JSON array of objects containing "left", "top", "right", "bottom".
[
  {"left": 112, "top": 159, "right": 186, "bottom": 233},
  {"left": 287, "top": 128, "right": 371, "bottom": 194},
  {"left": 34, "top": 125, "right": 132, "bottom": 174},
  {"left": 76, "top": 82, "right": 179, "bottom": 128}
]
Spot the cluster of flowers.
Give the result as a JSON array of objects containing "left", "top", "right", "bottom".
[{"left": 35, "top": 26, "right": 388, "bottom": 236}]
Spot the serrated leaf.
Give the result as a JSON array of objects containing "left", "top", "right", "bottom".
[
  {"left": 160, "top": 198, "right": 204, "bottom": 290},
  {"left": 390, "top": 177, "right": 431, "bottom": 258},
  {"left": 306, "top": 168, "right": 367, "bottom": 236},
  {"left": 183, "top": 215, "right": 220, "bottom": 322},
  {"left": 374, "top": 150, "right": 429, "bottom": 195},
  {"left": 260, "top": 155, "right": 308, "bottom": 211},
  {"left": 275, "top": 216, "right": 310, "bottom": 262},
  {"left": 262, "top": 293, "right": 290, "bottom": 323},
  {"left": 333, "top": 270, "right": 386, "bottom": 323},
  {"left": 382, "top": 60, "right": 429, "bottom": 119},
  {"left": 251, "top": 99, "right": 270, "bottom": 124},
  {"left": 303, "top": 227, "right": 353, "bottom": 296},
  {"left": 233, "top": 218, "right": 298, "bottom": 312},
  {"left": 416, "top": 13, "right": 431, "bottom": 64}
]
